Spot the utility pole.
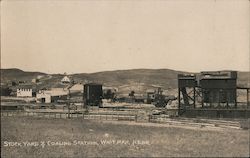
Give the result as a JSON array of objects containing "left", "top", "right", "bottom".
[{"left": 67, "top": 88, "right": 71, "bottom": 119}]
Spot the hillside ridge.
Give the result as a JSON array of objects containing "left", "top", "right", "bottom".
[{"left": 1, "top": 68, "right": 249, "bottom": 91}]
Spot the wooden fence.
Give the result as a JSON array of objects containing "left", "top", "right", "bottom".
[
  {"left": 148, "top": 114, "right": 243, "bottom": 129},
  {"left": 1, "top": 110, "right": 137, "bottom": 121},
  {"left": 1, "top": 110, "right": 246, "bottom": 129}
]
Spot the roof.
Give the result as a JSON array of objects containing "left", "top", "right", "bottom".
[
  {"left": 201, "top": 70, "right": 237, "bottom": 74},
  {"left": 200, "top": 71, "right": 237, "bottom": 79},
  {"left": 178, "top": 74, "right": 196, "bottom": 79},
  {"left": 84, "top": 83, "right": 102, "bottom": 86},
  {"left": 61, "top": 76, "right": 72, "bottom": 82}
]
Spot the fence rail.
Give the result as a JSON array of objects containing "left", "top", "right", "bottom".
[
  {"left": 148, "top": 115, "right": 242, "bottom": 129},
  {"left": 1, "top": 111, "right": 137, "bottom": 121},
  {"left": 1, "top": 110, "right": 246, "bottom": 129}
]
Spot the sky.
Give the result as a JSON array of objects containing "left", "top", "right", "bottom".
[{"left": 1, "top": 0, "right": 249, "bottom": 74}]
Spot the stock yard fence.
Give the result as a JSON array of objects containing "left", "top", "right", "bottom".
[
  {"left": 1, "top": 110, "right": 247, "bottom": 129},
  {"left": 1, "top": 110, "right": 137, "bottom": 122}
]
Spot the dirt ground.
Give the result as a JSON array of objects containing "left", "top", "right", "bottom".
[{"left": 1, "top": 117, "right": 249, "bottom": 158}]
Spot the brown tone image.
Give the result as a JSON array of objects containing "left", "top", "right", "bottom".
[{"left": 1, "top": 0, "right": 250, "bottom": 157}]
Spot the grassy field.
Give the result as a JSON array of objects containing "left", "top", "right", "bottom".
[{"left": 1, "top": 117, "right": 249, "bottom": 157}]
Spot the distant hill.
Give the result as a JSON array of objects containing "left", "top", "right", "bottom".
[
  {"left": 1, "top": 68, "right": 249, "bottom": 94},
  {"left": 1, "top": 68, "right": 47, "bottom": 82},
  {"left": 73, "top": 69, "right": 188, "bottom": 89}
]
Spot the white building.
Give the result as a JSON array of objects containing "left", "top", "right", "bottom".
[
  {"left": 36, "top": 90, "right": 51, "bottom": 103},
  {"left": 36, "top": 87, "right": 69, "bottom": 103},
  {"left": 17, "top": 85, "right": 35, "bottom": 97},
  {"left": 61, "top": 76, "right": 71, "bottom": 84}
]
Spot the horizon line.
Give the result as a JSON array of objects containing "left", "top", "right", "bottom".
[{"left": 1, "top": 67, "right": 249, "bottom": 75}]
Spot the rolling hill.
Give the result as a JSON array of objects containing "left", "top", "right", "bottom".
[
  {"left": 1, "top": 68, "right": 46, "bottom": 82},
  {"left": 1, "top": 68, "right": 249, "bottom": 94},
  {"left": 74, "top": 69, "right": 188, "bottom": 88}
]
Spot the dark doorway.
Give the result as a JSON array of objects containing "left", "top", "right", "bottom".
[{"left": 41, "top": 98, "right": 46, "bottom": 103}]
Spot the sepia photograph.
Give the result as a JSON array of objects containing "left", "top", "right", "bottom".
[{"left": 1, "top": 0, "right": 250, "bottom": 157}]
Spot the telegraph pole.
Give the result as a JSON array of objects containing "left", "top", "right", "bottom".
[{"left": 67, "top": 88, "right": 71, "bottom": 118}]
